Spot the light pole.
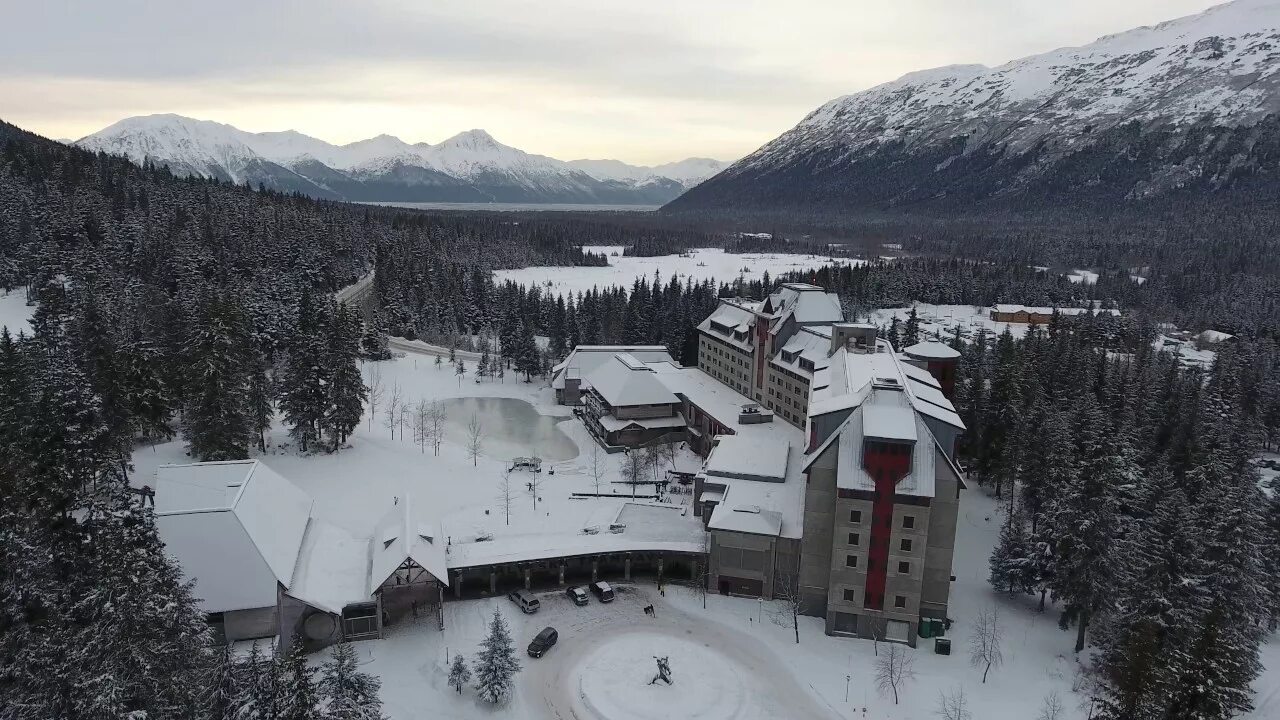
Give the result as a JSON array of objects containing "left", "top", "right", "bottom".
[
  {"left": 757, "top": 597, "right": 763, "bottom": 623},
  {"left": 845, "top": 675, "right": 851, "bottom": 702}
]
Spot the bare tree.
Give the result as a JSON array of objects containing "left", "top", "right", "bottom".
[
  {"left": 588, "top": 443, "right": 605, "bottom": 495},
  {"left": 497, "top": 468, "right": 514, "bottom": 526},
  {"left": 694, "top": 532, "right": 711, "bottom": 609},
  {"left": 1037, "top": 691, "right": 1065, "bottom": 720},
  {"left": 969, "top": 605, "right": 1004, "bottom": 683},
  {"left": 644, "top": 445, "right": 663, "bottom": 483},
  {"left": 427, "top": 399, "right": 447, "bottom": 456},
  {"left": 620, "top": 450, "right": 646, "bottom": 498},
  {"left": 528, "top": 468, "right": 544, "bottom": 511},
  {"left": 455, "top": 359, "right": 466, "bottom": 387},
  {"left": 383, "top": 383, "right": 402, "bottom": 440},
  {"left": 935, "top": 685, "right": 972, "bottom": 720},
  {"left": 466, "top": 414, "right": 483, "bottom": 466},
  {"left": 411, "top": 398, "right": 429, "bottom": 453},
  {"left": 366, "top": 364, "right": 384, "bottom": 431},
  {"left": 772, "top": 572, "right": 807, "bottom": 644},
  {"left": 874, "top": 643, "right": 916, "bottom": 705}
]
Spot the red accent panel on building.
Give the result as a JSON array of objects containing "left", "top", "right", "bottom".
[
  {"left": 926, "top": 359, "right": 958, "bottom": 400},
  {"left": 754, "top": 319, "right": 769, "bottom": 392},
  {"left": 862, "top": 441, "right": 912, "bottom": 611}
]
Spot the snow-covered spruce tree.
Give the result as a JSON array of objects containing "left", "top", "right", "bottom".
[
  {"left": 324, "top": 301, "right": 367, "bottom": 451},
  {"left": 474, "top": 608, "right": 521, "bottom": 704},
  {"left": 246, "top": 349, "right": 275, "bottom": 453},
  {"left": 448, "top": 654, "right": 472, "bottom": 695},
  {"left": 1095, "top": 481, "right": 1208, "bottom": 720},
  {"left": 320, "top": 642, "right": 384, "bottom": 718},
  {"left": 278, "top": 642, "right": 321, "bottom": 720},
  {"left": 989, "top": 499, "right": 1036, "bottom": 595},
  {"left": 280, "top": 287, "right": 330, "bottom": 452},
  {"left": 184, "top": 292, "right": 254, "bottom": 461}
]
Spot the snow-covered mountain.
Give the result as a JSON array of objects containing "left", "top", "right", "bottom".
[
  {"left": 669, "top": 0, "right": 1280, "bottom": 213},
  {"left": 75, "top": 115, "right": 728, "bottom": 204}
]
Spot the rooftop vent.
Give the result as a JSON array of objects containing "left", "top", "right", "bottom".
[
  {"left": 734, "top": 505, "right": 762, "bottom": 514},
  {"left": 872, "top": 376, "right": 903, "bottom": 390}
]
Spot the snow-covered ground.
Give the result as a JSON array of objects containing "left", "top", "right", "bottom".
[
  {"left": 0, "top": 289, "right": 33, "bottom": 336},
  {"left": 867, "top": 304, "right": 1035, "bottom": 342},
  {"left": 1153, "top": 334, "right": 1217, "bottom": 370},
  {"left": 493, "top": 247, "right": 850, "bottom": 297},
  {"left": 131, "top": 346, "right": 705, "bottom": 568}
]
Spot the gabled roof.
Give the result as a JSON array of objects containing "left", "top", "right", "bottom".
[
  {"left": 709, "top": 504, "right": 783, "bottom": 536},
  {"left": 551, "top": 345, "right": 675, "bottom": 390},
  {"left": 155, "top": 460, "right": 313, "bottom": 612},
  {"left": 903, "top": 341, "right": 960, "bottom": 360},
  {"left": 370, "top": 496, "right": 450, "bottom": 590},
  {"left": 586, "top": 353, "right": 679, "bottom": 408}
]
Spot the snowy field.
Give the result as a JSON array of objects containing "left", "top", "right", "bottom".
[
  {"left": 0, "top": 289, "right": 33, "bottom": 336},
  {"left": 867, "top": 304, "right": 1035, "bottom": 342},
  {"left": 493, "top": 246, "right": 850, "bottom": 297}
]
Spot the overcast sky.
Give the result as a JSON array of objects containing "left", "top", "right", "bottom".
[{"left": 0, "top": 0, "right": 1226, "bottom": 165}]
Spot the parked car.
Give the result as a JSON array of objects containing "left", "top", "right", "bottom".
[
  {"left": 527, "top": 626, "right": 558, "bottom": 658},
  {"left": 507, "top": 590, "right": 540, "bottom": 614},
  {"left": 589, "top": 581, "right": 614, "bottom": 602},
  {"left": 566, "top": 586, "right": 589, "bottom": 606}
]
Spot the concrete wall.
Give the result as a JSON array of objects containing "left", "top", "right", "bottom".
[
  {"left": 799, "top": 443, "right": 839, "bottom": 616},
  {"left": 921, "top": 448, "right": 961, "bottom": 620},
  {"left": 924, "top": 418, "right": 960, "bottom": 460},
  {"left": 278, "top": 588, "right": 312, "bottom": 652},
  {"left": 223, "top": 606, "right": 278, "bottom": 643},
  {"left": 710, "top": 529, "right": 777, "bottom": 599}
]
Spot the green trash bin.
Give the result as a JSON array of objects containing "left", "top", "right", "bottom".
[
  {"left": 918, "top": 619, "right": 933, "bottom": 639},
  {"left": 935, "top": 638, "right": 952, "bottom": 655}
]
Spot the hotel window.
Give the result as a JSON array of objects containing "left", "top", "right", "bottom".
[
  {"left": 843, "top": 588, "right": 857, "bottom": 603},
  {"left": 848, "top": 532, "right": 860, "bottom": 546},
  {"left": 894, "top": 595, "right": 907, "bottom": 609},
  {"left": 900, "top": 538, "right": 913, "bottom": 552},
  {"left": 849, "top": 509, "right": 862, "bottom": 523},
  {"left": 845, "top": 554, "right": 858, "bottom": 569},
  {"left": 902, "top": 515, "right": 915, "bottom": 529},
  {"left": 898, "top": 561, "right": 910, "bottom": 574}
]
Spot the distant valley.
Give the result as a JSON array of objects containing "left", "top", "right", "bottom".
[{"left": 73, "top": 115, "right": 730, "bottom": 205}]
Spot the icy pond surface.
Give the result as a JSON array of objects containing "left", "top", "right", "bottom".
[{"left": 440, "top": 397, "right": 578, "bottom": 462}]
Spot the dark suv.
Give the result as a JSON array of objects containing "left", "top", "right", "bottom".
[
  {"left": 589, "top": 581, "right": 614, "bottom": 602},
  {"left": 566, "top": 586, "right": 589, "bottom": 606},
  {"left": 527, "top": 626, "right": 558, "bottom": 658}
]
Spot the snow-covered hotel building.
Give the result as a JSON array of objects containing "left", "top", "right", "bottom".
[{"left": 695, "top": 286, "right": 967, "bottom": 645}]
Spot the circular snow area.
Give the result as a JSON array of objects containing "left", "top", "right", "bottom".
[{"left": 572, "top": 632, "right": 754, "bottom": 720}]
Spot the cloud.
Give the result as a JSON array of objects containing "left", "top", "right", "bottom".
[{"left": 0, "top": 0, "right": 1227, "bottom": 164}]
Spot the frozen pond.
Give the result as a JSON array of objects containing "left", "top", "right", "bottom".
[{"left": 440, "top": 397, "right": 578, "bottom": 462}]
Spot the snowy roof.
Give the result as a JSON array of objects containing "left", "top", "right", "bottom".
[
  {"left": 703, "top": 435, "right": 790, "bottom": 482},
  {"left": 697, "top": 301, "right": 758, "bottom": 351},
  {"left": 287, "top": 518, "right": 372, "bottom": 615},
  {"left": 596, "top": 414, "right": 686, "bottom": 432},
  {"left": 586, "top": 354, "right": 679, "bottom": 408},
  {"left": 863, "top": 404, "right": 918, "bottom": 441},
  {"left": 709, "top": 504, "right": 784, "bottom": 536},
  {"left": 992, "top": 304, "right": 1120, "bottom": 317},
  {"left": 370, "top": 496, "right": 450, "bottom": 590},
  {"left": 898, "top": 362, "right": 941, "bottom": 389},
  {"left": 809, "top": 341, "right": 965, "bottom": 432},
  {"left": 764, "top": 284, "right": 844, "bottom": 326},
  {"left": 155, "top": 460, "right": 313, "bottom": 613},
  {"left": 833, "top": 404, "right": 937, "bottom": 498},
  {"left": 551, "top": 345, "right": 675, "bottom": 390},
  {"left": 772, "top": 327, "right": 831, "bottom": 378},
  {"left": 1197, "top": 329, "right": 1235, "bottom": 343},
  {"left": 903, "top": 341, "right": 960, "bottom": 360}
]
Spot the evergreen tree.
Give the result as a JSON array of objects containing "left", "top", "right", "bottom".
[
  {"left": 989, "top": 502, "right": 1036, "bottom": 595},
  {"left": 903, "top": 306, "right": 921, "bottom": 347},
  {"left": 448, "top": 654, "right": 471, "bottom": 695},
  {"left": 184, "top": 293, "right": 254, "bottom": 461},
  {"left": 324, "top": 302, "right": 367, "bottom": 451},
  {"left": 474, "top": 608, "right": 520, "bottom": 704},
  {"left": 280, "top": 289, "right": 329, "bottom": 452},
  {"left": 320, "top": 643, "right": 384, "bottom": 719},
  {"left": 278, "top": 642, "right": 320, "bottom": 720}
]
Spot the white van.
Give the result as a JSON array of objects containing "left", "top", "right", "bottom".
[{"left": 508, "top": 590, "right": 541, "bottom": 614}]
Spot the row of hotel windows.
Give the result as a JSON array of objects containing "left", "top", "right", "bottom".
[
  {"left": 846, "top": 533, "right": 913, "bottom": 552},
  {"left": 843, "top": 587, "right": 909, "bottom": 609},
  {"left": 849, "top": 509, "right": 916, "bottom": 529},
  {"left": 766, "top": 386, "right": 808, "bottom": 414},
  {"left": 766, "top": 400, "right": 804, "bottom": 426},
  {"left": 844, "top": 554, "right": 913, "bottom": 575}
]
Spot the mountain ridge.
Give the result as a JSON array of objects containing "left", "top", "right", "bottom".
[
  {"left": 667, "top": 0, "right": 1280, "bottom": 215},
  {"left": 75, "top": 114, "right": 730, "bottom": 205}
]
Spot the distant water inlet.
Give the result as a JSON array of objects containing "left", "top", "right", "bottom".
[{"left": 439, "top": 397, "right": 578, "bottom": 462}]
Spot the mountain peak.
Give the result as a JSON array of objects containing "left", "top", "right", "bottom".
[{"left": 441, "top": 129, "right": 500, "bottom": 148}]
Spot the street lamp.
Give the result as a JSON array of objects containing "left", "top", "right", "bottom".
[
  {"left": 845, "top": 674, "right": 851, "bottom": 702},
  {"left": 757, "top": 597, "right": 763, "bottom": 623}
]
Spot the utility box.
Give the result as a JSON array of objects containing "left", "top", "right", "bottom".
[{"left": 935, "top": 638, "right": 952, "bottom": 656}]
